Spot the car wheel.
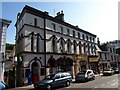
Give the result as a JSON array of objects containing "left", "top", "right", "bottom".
[
  {"left": 66, "top": 81, "right": 70, "bottom": 87},
  {"left": 46, "top": 84, "right": 52, "bottom": 90},
  {"left": 93, "top": 76, "right": 95, "bottom": 80},
  {"left": 85, "top": 78, "right": 88, "bottom": 82}
]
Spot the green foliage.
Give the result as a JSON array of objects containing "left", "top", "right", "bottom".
[{"left": 6, "top": 43, "right": 14, "bottom": 50}]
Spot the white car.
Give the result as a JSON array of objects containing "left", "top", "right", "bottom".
[
  {"left": 103, "top": 68, "right": 114, "bottom": 76},
  {"left": 0, "top": 81, "right": 6, "bottom": 90},
  {"left": 75, "top": 69, "right": 95, "bottom": 82}
]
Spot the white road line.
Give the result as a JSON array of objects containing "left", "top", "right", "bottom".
[
  {"left": 101, "top": 84, "right": 105, "bottom": 86},
  {"left": 94, "top": 87, "right": 98, "bottom": 88}
]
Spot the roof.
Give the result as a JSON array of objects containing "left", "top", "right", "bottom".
[
  {"left": 0, "top": 18, "right": 12, "bottom": 26},
  {"left": 16, "top": 5, "right": 96, "bottom": 37}
]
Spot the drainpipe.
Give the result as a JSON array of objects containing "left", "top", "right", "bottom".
[{"left": 44, "top": 12, "right": 46, "bottom": 78}]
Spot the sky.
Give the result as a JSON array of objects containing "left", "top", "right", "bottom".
[{"left": 0, "top": 0, "right": 119, "bottom": 44}]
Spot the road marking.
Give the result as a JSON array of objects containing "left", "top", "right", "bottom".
[
  {"left": 101, "top": 84, "right": 105, "bottom": 86},
  {"left": 94, "top": 87, "right": 98, "bottom": 88}
]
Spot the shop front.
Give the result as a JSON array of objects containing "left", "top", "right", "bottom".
[
  {"left": 46, "top": 56, "right": 74, "bottom": 77},
  {"left": 74, "top": 54, "right": 88, "bottom": 75},
  {"left": 88, "top": 56, "right": 100, "bottom": 74}
]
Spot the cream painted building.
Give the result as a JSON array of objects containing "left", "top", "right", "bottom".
[{"left": 15, "top": 5, "right": 98, "bottom": 86}]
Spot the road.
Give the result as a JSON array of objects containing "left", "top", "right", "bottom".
[
  {"left": 6, "top": 74, "right": 119, "bottom": 90},
  {"left": 58, "top": 74, "right": 119, "bottom": 90}
]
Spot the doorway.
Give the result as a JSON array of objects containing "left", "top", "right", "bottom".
[{"left": 32, "top": 61, "right": 39, "bottom": 83}]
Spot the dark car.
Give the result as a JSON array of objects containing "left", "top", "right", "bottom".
[
  {"left": 113, "top": 67, "right": 119, "bottom": 74},
  {"left": 34, "top": 72, "right": 72, "bottom": 90},
  {"left": 0, "top": 81, "right": 6, "bottom": 90},
  {"left": 75, "top": 69, "right": 95, "bottom": 82}
]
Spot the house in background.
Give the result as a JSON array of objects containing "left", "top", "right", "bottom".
[
  {"left": 4, "top": 43, "right": 15, "bottom": 88},
  {"left": 98, "top": 40, "right": 119, "bottom": 71},
  {"left": 0, "top": 19, "right": 11, "bottom": 82}
]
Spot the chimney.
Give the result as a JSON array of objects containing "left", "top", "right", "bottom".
[
  {"left": 97, "top": 38, "right": 100, "bottom": 46},
  {"left": 55, "top": 10, "right": 64, "bottom": 21}
]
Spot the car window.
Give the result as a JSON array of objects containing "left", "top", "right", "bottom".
[
  {"left": 78, "top": 71, "right": 86, "bottom": 75},
  {"left": 61, "top": 73, "right": 66, "bottom": 78},
  {"left": 45, "top": 74, "right": 55, "bottom": 80},
  {"left": 55, "top": 74, "right": 61, "bottom": 79},
  {"left": 87, "top": 71, "right": 91, "bottom": 74}
]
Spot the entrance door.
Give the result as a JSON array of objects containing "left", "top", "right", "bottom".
[{"left": 32, "top": 62, "right": 39, "bottom": 83}]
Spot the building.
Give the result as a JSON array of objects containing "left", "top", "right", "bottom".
[
  {"left": 15, "top": 5, "right": 98, "bottom": 86},
  {"left": 98, "top": 42, "right": 118, "bottom": 71},
  {"left": 4, "top": 43, "right": 15, "bottom": 88},
  {"left": 0, "top": 19, "right": 11, "bottom": 81},
  {"left": 108, "top": 40, "right": 120, "bottom": 69}
]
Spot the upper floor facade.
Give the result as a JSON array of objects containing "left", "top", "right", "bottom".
[{"left": 15, "top": 5, "right": 97, "bottom": 56}]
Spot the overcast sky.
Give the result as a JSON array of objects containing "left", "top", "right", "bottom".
[{"left": 1, "top": 0, "right": 119, "bottom": 44}]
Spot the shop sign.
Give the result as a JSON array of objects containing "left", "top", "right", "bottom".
[
  {"left": 89, "top": 57, "right": 99, "bottom": 62},
  {"left": 75, "top": 54, "right": 87, "bottom": 60}
]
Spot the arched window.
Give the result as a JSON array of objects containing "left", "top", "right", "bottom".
[
  {"left": 83, "top": 43, "right": 86, "bottom": 54},
  {"left": 52, "top": 36, "right": 57, "bottom": 53},
  {"left": 87, "top": 43, "right": 90, "bottom": 55},
  {"left": 59, "top": 38, "right": 65, "bottom": 53},
  {"left": 73, "top": 40, "right": 77, "bottom": 54},
  {"left": 79, "top": 41, "right": 82, "bottom": 54},
  {"left": 67, "top": 39, "right": 72, "bottom": 53},
  {"left": 31, "top": 32, "right": 34, "bottom": 52},
  {"left": 37, "top": 33, "right": 40, "bottom": 52}
]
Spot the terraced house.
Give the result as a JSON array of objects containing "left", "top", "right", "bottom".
[{"left": 15, "top": 5, "right": 98, "bottom": 86}]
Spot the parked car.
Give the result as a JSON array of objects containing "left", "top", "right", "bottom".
[
  {"left": 75, "top": 69, "right": 95, "bottom": 82},
  {"left": 113, "top": 67, "right": 119, "bottom": 74},
  {"left": 34, "top": 72, "right": 72, "bottom": 90},
  {"left": 103, "top": 68, "right": 114, "bottom": 76},
  {"left": 0, "top": 81, "right": 6, "bottom": 90}
]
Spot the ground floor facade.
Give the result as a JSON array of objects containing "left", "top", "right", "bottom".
[{"left": 16, "top": 52, "right": 104, "bottom": 86}]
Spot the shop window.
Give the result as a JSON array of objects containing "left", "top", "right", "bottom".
[
  {"left": 25, "top": 69, "right": 30, "bottom": 77},
  {"left": 41, "top": 68, "right": 45, "bottom": 76}
]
